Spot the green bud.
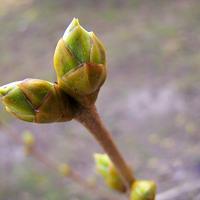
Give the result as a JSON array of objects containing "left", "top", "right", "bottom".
[
  {"left": 22, "top": 130, "right": 35, "bottom": 147},
  {"left": 22, "top": 130, "right": 35, "bottom": 156},
  {"left": 54, "top": 18, "right": 106, "bottom": 106},
  {"left": 58, "top": 163, "right": 71, "bottom": 177},
  {"left": 130, "top": 180, "right": 157, "bottom": 200},
  {"left": 0, "top": 79, "right": 74, "bottom": 123},
  {"left": 94, "top": 153, "right": 126, "bottom": 192}
]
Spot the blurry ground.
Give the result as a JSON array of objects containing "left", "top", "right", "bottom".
[{"left": 0, "top": 0, "right": 200, "bottom": 199}]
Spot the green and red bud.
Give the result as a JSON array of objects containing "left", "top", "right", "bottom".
[
  {"left": 54, "top": 18, "right": 106, "bottom": 106},
  {"left": 0, "top": 79, "right": 74, "bottom": 123},
  {"left": 94, "top": 153, "right": 126, "bottom": 192}
]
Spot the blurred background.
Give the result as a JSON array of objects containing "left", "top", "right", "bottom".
[{"left": 0, "top": 0, "right": 200, "bottom": 199}]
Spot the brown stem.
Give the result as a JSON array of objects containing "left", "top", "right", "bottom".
[{"left": 75, "top": 105, "right": 135, "bottom": 188}]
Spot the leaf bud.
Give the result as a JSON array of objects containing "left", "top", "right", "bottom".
[
  {"left": 0, "top": 79, "right": 74, "bottom": 123},
  {"left": 54, "top": 18, "right": 106, "bottom": 106},
  {"left": 130, "top": 180, "right": 157, "bottom": 200},
  {"left": 94, "top": 153, "right": 126, "bottom": 192}
]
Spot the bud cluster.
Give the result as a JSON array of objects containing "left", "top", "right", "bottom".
[
  {"left": 0, "top": 18, "right": 157, "bottom": 200},
  {"left": 0, "top": 18, "right": 106, "bottom": 122}
]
